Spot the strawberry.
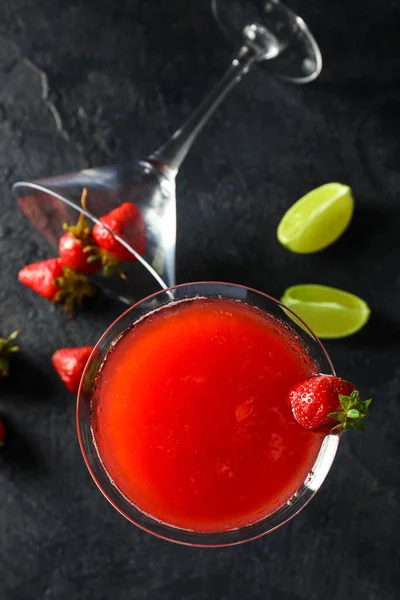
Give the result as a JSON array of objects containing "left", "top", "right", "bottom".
[
  {"left": 93, "top": 202, "right": 146, "bottom": 262},
  {"left": 0, "top": 329, "right": 21, "bottom": 380},
  {"left": 19, "top": 257, "right": 63, "bottom": 300},
  {"left": 60, "top": 188, "right": 102, "bottom": 274},
  {"left": 18, "top": 258, "right": 94, "bottom": 313},
  {"left": 52, "top": 346, "right": 94, "bottom": 393},
  {"left": 0, "top": 417, "right": 6, "bottom": 448},
  {"left": 288, "top": 375, "right": 371, "bottom": 433},
  {"left": 59, "top": 232, "right": 101, "bottom": 274}
]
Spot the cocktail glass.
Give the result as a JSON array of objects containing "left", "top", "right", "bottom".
[{"left": 77, "top": 282, "right": 337, "bottom": 547}]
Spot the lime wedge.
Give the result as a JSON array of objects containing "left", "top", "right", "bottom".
[
  {"left": 281, "top": 284, "right": 371, "bottom": 339},
  {"left": 277, "top": 183, "right": 354, "bottom": 253}
]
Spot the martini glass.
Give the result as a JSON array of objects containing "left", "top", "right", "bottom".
[
  {"left": 12, "top": 0, "right": 322, "bottom": 305},
  {"left": 77, "top": 282, "right": 337, "bottom": 546}
]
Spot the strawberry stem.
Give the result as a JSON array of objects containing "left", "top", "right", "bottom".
[
  {"left": 76, "top": 187, "right": 88, "bottom": 232},
  {"left": 62, "top": 188, "right": 94, "bottom": 245}
]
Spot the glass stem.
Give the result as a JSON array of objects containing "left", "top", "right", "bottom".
[{"left": 150, "top": 45, "right": 259, "bottom": 175}]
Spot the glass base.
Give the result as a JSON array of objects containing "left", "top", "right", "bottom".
[{"left": 213, "top": 0, "right": 322, "bottom": 83}]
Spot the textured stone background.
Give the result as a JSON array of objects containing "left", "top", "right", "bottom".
[{"left": 0, "top": 1, "right": 399, "bottom": 599}]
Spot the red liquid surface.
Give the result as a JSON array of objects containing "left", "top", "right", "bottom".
[{"left": 91, "top": 298, "right": 323, "bottom": 532}]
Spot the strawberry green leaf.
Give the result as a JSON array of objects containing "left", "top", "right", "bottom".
[
  {"left": 339, "top": 394, "right": 351, "bottom": 411},
  {"left": 8, "top": 346, "right": 20, "bottom": 353},
  {"left": 347, "top": 409, "right": 360, "bottom": 419},
  {"left": 331, "top": 423, "right": 344, "bottom": 432},
  {"left": 329, "top": 390, "right": 371, "bottom": 434},
  {"left": 0, "top": 330, "right": 21, "bottom": 363},
  {"left": 328, "top": 411, "right": 346, "bottom": 422}
]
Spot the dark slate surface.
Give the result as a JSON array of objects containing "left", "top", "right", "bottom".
[{"left": 0, "top": 1, "right": 399, "bottom": 598}]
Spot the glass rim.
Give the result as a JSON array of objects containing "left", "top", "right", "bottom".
[{"left": 76, "top": 281, "right": 338, "bottom": 547}]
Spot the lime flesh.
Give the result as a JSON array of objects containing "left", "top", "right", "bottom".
[
  {"left": 281, "top": 284, "right": 371, "bottom": 339},
  {"left": 277, "top": 183, "right": 354, "bottom": 253}
]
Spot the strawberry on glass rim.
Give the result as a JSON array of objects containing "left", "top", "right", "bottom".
[{"left": 288, "top": 375, "right": 371, "bottom": 434}]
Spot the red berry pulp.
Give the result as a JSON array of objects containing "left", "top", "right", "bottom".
[{"left": 91, "top": 298, "right": 324, "bottom": 532}]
